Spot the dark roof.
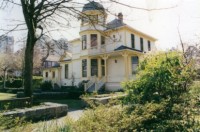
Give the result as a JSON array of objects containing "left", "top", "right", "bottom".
[
  {"left": 106, "top": 19, "right": 126, "bottom": 30},
  {"left": 114, "top": 45, "right": 143, "bottom": 52},
  {"left": 82, "top": 1, "right": 104, "bottom": 12}
]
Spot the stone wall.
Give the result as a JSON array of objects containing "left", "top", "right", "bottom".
[{"left": 2, "top": 102, "right": 68, "bottom": 121}]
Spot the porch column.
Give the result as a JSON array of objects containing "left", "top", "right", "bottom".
[
  {"left": 128, "top": 55, "right": 132, "bottom": 76},
  {"left": 102, "top": 55, "right": 109, "bottom": 81},
  {"left": 87, "top": 57, "right": 91, "bottom": 79},
  {"left": 98, "top": 58, "right": 102, "bottom": 80},
  {"left": 122, "top": 52, "right": 129, "bottom": 80}
]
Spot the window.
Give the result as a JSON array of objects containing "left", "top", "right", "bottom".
[
  {"left": 140, "top": 37, "right": 143, "bottom": 51},
  {"left": 89, "top": 15, "right": 98, "bottom": 23},
  {"left": 52, "top": 71, "right": 55, "bottom": 78},
  {"left": 82, "top": 15, "right": 98, "bottom": 25},
  {"left": 131, "top": 34, "right": 135, "bottom": 49},
  {"left": 91, "top": 59, "right": 98, "bottom": 76},
  {"left": 82, "top": 35, "right": 87, "bottom": 50},
  {"left": 82, "top": 59, "right": 87, "bottom": 77},
  {"left": 65, "top": 64, "right": 68, "bottom": 79},
  {"left": 131, "top": 56, "right": 139, "bottom": 74},
  {"left": 101, "top": 59, "right": 105, "bottom": 76},
  {"left": 148, "top": 40, "right": 151, "bottom": 51},
  {"left": 91, "top": 34, "right": 97, "bottom": 47},
  {"left": 45, "top": 72, "right": 48, "bottom": 78},
  {"left": 101, "top": 36, "right": 105, "bottom": 45}
]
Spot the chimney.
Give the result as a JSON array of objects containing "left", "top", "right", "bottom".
[{"left": 118, "top": 12, "right": 123, "bottom": 22}]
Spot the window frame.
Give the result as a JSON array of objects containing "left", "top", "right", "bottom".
[
  {"left": 148, "top": 40, "right": 151, "bottom": 51},
  {"left": 131, "top": 56, "right": 139, "bottom": 74},
  {"left": 82, "top": 59, "right": 87, "bottom": 77},
  {"left": 45, "top": 72, "right": 48, "bottom": 78},
  {"left": 82, "top": 35, "right": 87, "bottom": 50},
  {"left": 91, "top": 34, "right": 98, "bottom": 47},
  {"left": 140, "top": 37, "right": 144, "bottom": 51},
  {"left": 131, "top": 34, "right": 135, "bottom": 49},
  {"left": 91, "top": 59, "right": 98, "bottom": 76},
  {"left": 101, "top": 36, "right": 105, "bottom": 45},
  {"left": 65, "top": 64, "right": 69, "bottom": 79}
]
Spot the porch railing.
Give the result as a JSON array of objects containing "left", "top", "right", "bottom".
[
  {"left": 84, "top": 76, "right": 106, "bottom": 92},
  {"left": 88, "top": 43, "right": 121, "bottom": 55},
  {"left": 96, "top": 76, "right": 106, "bottom": 91},
  {"left": 84, "top": 76, "right": 97, "bottom": 92}
]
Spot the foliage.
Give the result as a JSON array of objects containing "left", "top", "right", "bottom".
[
  {"left": 0, "top": 115, "right": 27, "bottom": 130},
  {"left": 40, "top": 81, "right": 53, "bottom": 91},
  {"left": 121, "top": 51, "right": 199, "bottom": 130},
  {"left": 32, "top": 78, "right": 42, "bottom": 89},
  {"left": 0, "top": 97, "right": 32, "bottom": 110},
  {"left": 6, "top": 79, "right": 22, "bottom": 88},
  {"left": 123, "top": 51, "right": 195, "bottom": 104},
  {"left": 74, "top": 104, "right": 125, "bottom": 132}
]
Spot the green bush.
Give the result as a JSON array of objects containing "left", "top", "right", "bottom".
[
  {"left": 32, "top": 78, "right": 42, "bottom": 90},
  {"left": 61, "top": 85, "right": 84, "bottom": 99},
  {"left": 6, "top": 79, "right": 22, "bottom": 88},
  {"left": 121, "top": 51, "right": 198, "bottom": 130},
  {"left": 40, "top": 81, "right": 53, "bottom": 91}
]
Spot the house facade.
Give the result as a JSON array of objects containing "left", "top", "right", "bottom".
[{"left": 43, "top": 1, "right": 157, "bottom": 92}]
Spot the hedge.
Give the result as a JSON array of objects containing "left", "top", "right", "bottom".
[{"left": 0, "top": 97, "right": 32, "bottom": 110}]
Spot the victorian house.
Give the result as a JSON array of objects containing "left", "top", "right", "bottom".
[{"left": 43, "top": 1, "right": 157, "bottom": 92}]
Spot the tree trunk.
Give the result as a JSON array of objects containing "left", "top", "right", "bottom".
[{"left": 24, "top": 34, "right": 34, "bottom": 97}]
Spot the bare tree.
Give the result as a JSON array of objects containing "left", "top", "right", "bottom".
[{"left": 0, "top": 53, "right": 15, "bottom": 89}]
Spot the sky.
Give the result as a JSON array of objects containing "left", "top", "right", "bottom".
[{"left": 0, "top": 0, "right": 200, "bottom": 51}]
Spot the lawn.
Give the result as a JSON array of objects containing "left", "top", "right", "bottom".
[
  {"left": 39, "top": 99, "right": 83, "bottom": 110},
  {"left": 0, "top": 93, "right": 16, "bottom": 100}
]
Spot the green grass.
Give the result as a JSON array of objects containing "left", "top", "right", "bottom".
[
  {"left": 0, "top": 93, "right": 16, "bottom": 100},
  {"left": 39, "top": 99, "right": 83, "bottom": 110}
]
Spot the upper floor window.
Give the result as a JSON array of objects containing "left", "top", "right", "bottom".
[
  {"left": 65, "top": 64, "right": 69, "bottom": 79},
  {"left": 82, "top": 59, "right": 87, "bottom": 77},
  {"left": 101, "top": 36, "right": 105, "bottom": 45},
  {"left": 131, "top": 34, "right": 135, "bottom": 49},
  {"left": 148, "top": 40, "right": 151, "bottom": 51},
  {"left": 91, "top": 34, "right": 97, "bottom": 47},
  {"left": 140, "top": 37, "right": 143, "bottom": 51},
  {"left": 82, "top": 35, "right": 87, "bottom": 50}
]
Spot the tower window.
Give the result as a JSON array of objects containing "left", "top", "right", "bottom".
[
  {"left": 101, "top": 36, "right": 105, "bottom": 45},
  {"left": 82, "top": 35, "right": 87, "bottom": 50},
  {"left": 91, "top": 34, "right": 97, "bottom": 47}
]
